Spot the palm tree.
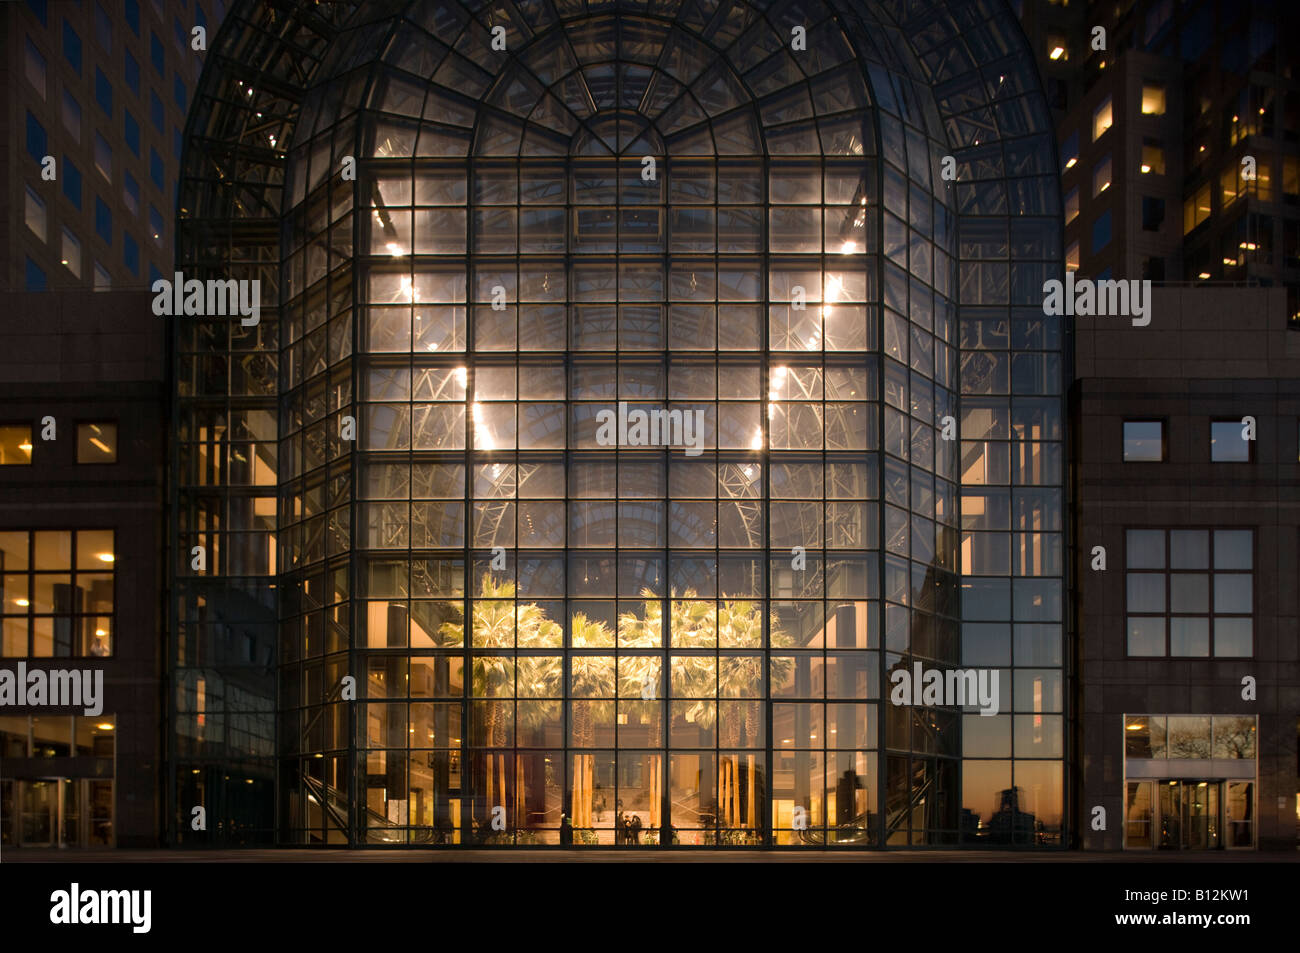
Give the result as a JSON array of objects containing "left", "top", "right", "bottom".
[
  {"left": 438, "top": 574, "right": 563, "bottom": 835},
  {"left": 615, "top": 593, "right": 665, "bottom": 833},
  {"left": 569, "top": 612, "right": 614, "bottom": 832},
  {"left": 715, "top": 600, "right": 793, "bottom": 837}
]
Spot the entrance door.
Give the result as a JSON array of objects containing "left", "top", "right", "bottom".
[
  {"left": 1154, "top": 780, "right": 1227, "bottom": 850},
  {"left": 1182, "top": 781, "right": 1218, "bottom": 849},
  {"left": 1157, "top": 781, "right": 1182, "bottom": 848},
  {"left": 19, "top": 779, "right": 55, "bottom": 846}
]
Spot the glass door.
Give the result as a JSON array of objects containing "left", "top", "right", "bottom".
[
  {"left": 1157, "top": 781, "right": 1181, "bottom": 848},
  {"left": 19, "top": 779, "right": 55, "bottom": 846},
  {"left": 1183, "top": 780, "right": 1217, "bottom": 849},
  {"left": 1225, "top": 781, "right": 1253, "bottom": 848}
]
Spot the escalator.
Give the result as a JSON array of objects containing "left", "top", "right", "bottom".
[{"left": 299, "top": 773, "right": 442, "bottom": 844}]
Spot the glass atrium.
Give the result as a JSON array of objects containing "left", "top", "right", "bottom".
[{"left": 171, "top": 0, "right": 1065, "bottom": 847}]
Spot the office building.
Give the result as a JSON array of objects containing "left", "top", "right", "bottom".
[
  {"left": 1073, "top": 285, "right": 1299, "bottom": 850},
  {"left": 4, "top": 0, "right": 229, "bottom": 294}
]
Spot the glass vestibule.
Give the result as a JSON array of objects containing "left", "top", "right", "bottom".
[{"left": 1125, "top": 779, "right": 1252, "bottom": 849}]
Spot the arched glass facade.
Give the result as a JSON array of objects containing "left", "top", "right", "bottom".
[{"left": 171, "top": 0, "right": 1065, "bottom": 848}]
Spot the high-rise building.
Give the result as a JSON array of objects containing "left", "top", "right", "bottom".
[
  {"left": 1015, "top": 0, "right": 1299, "bottom": 314},
  {"left": 3, "top": 0, "right": 229, "bottom": 294},
  {"left": 167, "top": 0, "right": 1066, "bottom": 848}
]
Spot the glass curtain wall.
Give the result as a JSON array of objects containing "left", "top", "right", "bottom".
[{"left": 176, "top": 0, "right": 1065, "bottom": 848}]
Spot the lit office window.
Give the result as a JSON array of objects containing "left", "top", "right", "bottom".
[
  {"left": 77, "top": 422, "right": 118, "bottom": 463},
  {"left": 93, "top": 262, "right": 111, "bottom": 291},
  {"left": 1140, "top": 140, "right": 1165, "bottom": 175},
  {"left": 1047, "top": 36, "right": 1067, "bottom": 62},
  {"left": 1092, "top": 96, "right": 1113, "bottom": 141},
  {"left": 61, "top": 228, "right": 81, "bottom": 277},
  {"left": 1210, "top": 420, "right": 1251, "bottom": 462},
  {"left": 24, "top": 186, "right": 47, "bottom": 241},
  {"left": 24, "top": 38, "right": 47, "bottom": 99},
  {"left": 1183, "top": 183, "right": 1211, "bottom": 234},
  {"left": 1140, "top": 84, "right": 1166, "bottom": 115},
  {"left": 1125, "top": 529, "right": 1253, "bottom": 657},
  {"left": 0, "top": 529, "right": 116, "bottom": 657},
  {"left": 149, "top": 205, "right": 164, "bottom": 246},
  {"left": 0, "top": 426, "right": 34, "bottom": 466},
  {"left": 1123, "top": 421, "right": 1164, "bottom": 461},
  {"left": 1061, "top": 131, "right": 1079, "bottom": 171},
  {"left": 1065, "top": 240, "right": 1079, "bottom": 271},
  {"left": 1092, "top": 155, "right": 1112, "bottom": 196},
  {"left": 1064, "top": 186, "right": 1079, "bottom": 225}
]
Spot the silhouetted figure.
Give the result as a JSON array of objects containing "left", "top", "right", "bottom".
[
  {"left": 630, "top": 814, "right": 642, "bottom": 844},
  {"left": 559, "top": 813, "right": 573, "bottom": 846}
]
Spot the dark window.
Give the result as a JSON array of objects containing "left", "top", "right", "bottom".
[
  {"left": 25, "top": 111, "right": 47, "bottom": 162},
  {"left": 125, "top": 111, "right": 140, "bottom": 156},
  {"left": 124, "top": 172, "right": 140, "bottom": 216},
  {"left": 25, "top": 0, "right": 48, "bottom": 27},
  {"left": 173, "top": 75, "right": 187, "bottom": 111},
  {"left": 63, "top": 20, "right": 82, "bottom": 75},
  {"left": 95, "top": 67, "right": 113, "bottom": 117},
  {"left": 123, "top": 232, "right": 139, "bottom": 276},
  {"left": 25, "top": 257, "right": 47, "bottom": 292},
  {"left": 1141, "top": 256, "right": 1165, "bottom": 281},
  {"left": 149, "top": 205, "right": 164, "bottom": 245},
  {"left": 1123, "top": 421, "right": 1165, "bottom": 461},
  {"left": 125, "top": 52, "right": 140, "bottom": 95},
  {"left": 150, "top": 148, "right": 164, "bottom": 189},
  {"left": 1126, "top": 529, "right": 1254, "bottom": 657},
  {"left": 150, "top": 90, "right": 164, "bottom": 132},
  {"left": 63, "top": 158, "right": 83, "bottom": 209},
  {"left": 150, "top": 31, "right": 164, "bottom": 76},
  {"left": 1211, "top": 420, "right": 1252, "bottom": 462},
  {"left": 1141, "top": 196, "right": 1165, "bottom": 231},
  {"left": 125, "top": 0, "right": 140, "bottom": 35},
  {"left": 95, "top": 197, "right": 112, "bottom": 244},
  {"left": 1092, "top": 209, "right": 1112, "bottom": 253},
  {"left": 94, "top": 2, "right": 112, "bottom": 52}
]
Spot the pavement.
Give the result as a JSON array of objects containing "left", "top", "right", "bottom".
[{"left": 4, "top": 847, "right": 1298, "bottom": 862}]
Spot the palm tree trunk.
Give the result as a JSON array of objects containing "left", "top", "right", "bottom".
[
  {"left": 515, "top": 755, "right": 524, "bottom": 828},
  {"left": 721, "top": 757, "right": 731, "bottom": 827},
  {"left": 747, "top": 754, "right": 756, "bottom": 828}
]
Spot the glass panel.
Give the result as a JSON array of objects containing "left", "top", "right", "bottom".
[{"left": 1125, "top": 781, "right": 1152, "bottom": 848}]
